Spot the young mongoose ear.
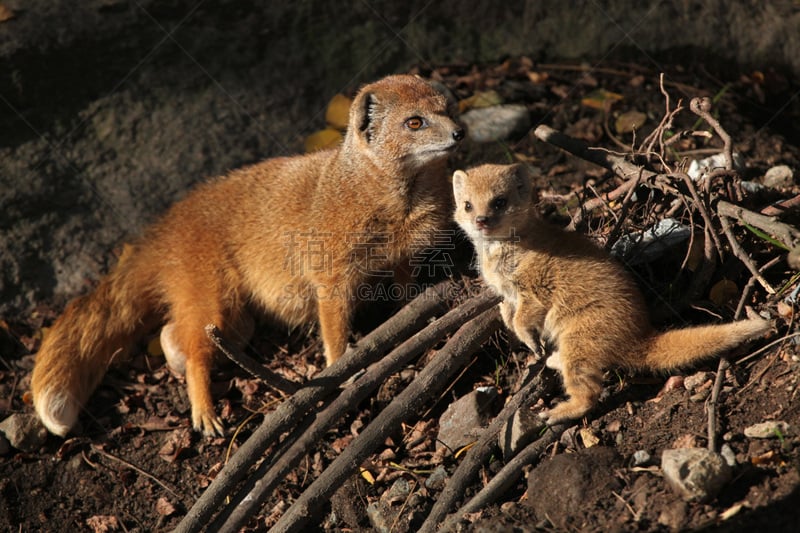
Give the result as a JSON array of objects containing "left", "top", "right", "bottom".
[
  {"left": 510, "top": 164, "right": 533, "bottom": 200},
  {"left": 452, "top": 170, "right": 468, "bottom": 201}
]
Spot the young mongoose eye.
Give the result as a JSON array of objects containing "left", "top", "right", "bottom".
[
  {"left": 490, "top": 197, "right": 508, "bottom": 211},
  {"left": 404, "top": 117, "right": 426, "bottom": 130},
  {"left": 464, "top": 201, "right": 473, "bottom": 212}
]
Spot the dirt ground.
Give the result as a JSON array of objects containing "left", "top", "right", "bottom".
[{"left": 2, "top": 60, "right": 800, "bottom": 532}]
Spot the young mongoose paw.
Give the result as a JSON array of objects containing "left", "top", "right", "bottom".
[
  {"left": 193, "top": 410, "right": 225, "bottom": 437},
  {"left": 538, "top": 401, "right": 590, "bottom": 426}
]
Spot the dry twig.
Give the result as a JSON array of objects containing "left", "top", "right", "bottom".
[{"left": 206, "top": 324, "right": 299, "bottom": 396}]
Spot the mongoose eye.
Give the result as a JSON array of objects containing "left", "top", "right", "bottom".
[
  {"left": 491, "top": 197, "right": 508, "bottom": 211},
  {"left": 405, "top": 117, "right": 426, "bottom": 130},
  {"left": 464, "top": 201, "right": 473, "bottom": 212}
]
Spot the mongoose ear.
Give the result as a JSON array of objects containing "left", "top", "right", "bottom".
[
  {"left": 352, "top": 90, "right": 378, "bottom": 144},
  {"left": 452, "top": 170, "right": 468, "bottom": 199},
  {"left": 510, "top": 164, "right": 533, "bottom": 199}
]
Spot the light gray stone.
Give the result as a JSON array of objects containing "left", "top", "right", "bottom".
[
  {"left": 499, "top": 406, "right": 544, "bottom": 460},
  {"left": 461, "top": 104, "right": 531, "bottom": 143},
  {"left": 763, "top": 165, "right": 794, "bottom": 188},
  {"left": 436, "top": 387, "right": 498, "bottom": 452},
  {"left": 661, "top": 448, "right": 732, "bottom": 502},
  {"left": 744, "top": 420, "right": 792, "bottom": 439},
  {"left": 0, "top": 414, "right": 49, "bottom": 453}
]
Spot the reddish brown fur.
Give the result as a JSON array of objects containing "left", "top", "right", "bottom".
[
  {"left": 32, "top": 75, "right": 463, "bottom": 436},
  {"left": 453, "top": 164, "right": 771, "bottom": 424}
]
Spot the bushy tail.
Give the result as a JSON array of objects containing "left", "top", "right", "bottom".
[
  {"left": 31, "top": 253, "right": 160, "bottom": 436},
  {"left": 642, "top": 317, "right": 771, "bottom": 371}
]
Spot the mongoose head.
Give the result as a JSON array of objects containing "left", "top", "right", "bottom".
[
  {"left": 347, "top": 75, "right": 464, "bottom": 169},
  {"left": 452, "top": 164, "right": 533, "bottom": 241}
]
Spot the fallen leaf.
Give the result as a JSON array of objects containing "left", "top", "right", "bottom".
[
  {"left": 776, "top": 301, "right": 793, "bottom": 318},
  {"left": 85, "top": 515, "right": 120, "bottom": 533},
  {"left": 615, "top": 110, "right": 647, "bottom": 134},
  {"left": 360, "top": 466, "right": 375, "bottom": 485},
  {"left": 458, "top": 90, "right": 503, "bottom": 113},
  {"left": 750, "top": 449, "right": 786, "bottom": 467},
  {"left": 0, "top": 4, "right": 15, "bottom": 23},
  {"left": 710, "top": 279, "right": 739, "bottom": 307},
  {"left": 579, "top": 427, "right": 600, "bottom": 448},
  {"left": 325, "top": 94, "right": 352, "bottom": 130},
  {"left": 581, "top": 88, "right": 623, "bottom": 110},
  {"left": 158, "top": 428, "right": 193, "bottom": 463},
  {"left": 526, "top": 71, "right": 549, "bottom": 84},
  {"left": 156, "top": 496, "right": 176, "bottom": 517},
  {"left": 304, "top": 128, "right": 342, "bottom": 153}
]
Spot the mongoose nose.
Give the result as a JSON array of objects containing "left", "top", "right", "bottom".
[
  {"left": 452, "top": 129, "right": 465, "bottom": 142},
  {"left": 475, "top": 216, "right": 489, "bottom": 228}
]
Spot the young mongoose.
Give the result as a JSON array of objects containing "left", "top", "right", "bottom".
[
  {"left": 31, "top": 75, "right": 465, "bottom": 437},
  {"left": 452, "top": 164, "right": 770, "bottom": 424}
]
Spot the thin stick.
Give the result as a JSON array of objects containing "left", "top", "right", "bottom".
[
  {"left": 718, "top": 200, "right": 800, "bottom": 250},
  {"left": 707, "top": 356, "right": 731, "bottom": 453},
  {"left": 92, "top": 445, "right": 182, "bottom": 501},
  {"left": 718, "top": 214, "right": 776, "bottom": 294},
  {"left": 689, "top": 97, "right": 733, "bottom": 172},
  {"left": 206, "top": 324, "right": 299, "bottom": 395}
]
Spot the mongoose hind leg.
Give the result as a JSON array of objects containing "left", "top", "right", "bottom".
[
  {"left": 540, "top": 339, "right": 604, "bottom": 425},
  {"left": 164, "top": 297, "right": 253, "bottom": 436}
]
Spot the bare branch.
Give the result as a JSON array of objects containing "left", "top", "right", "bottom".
[{"left": 206, "top": 324, "right": 299, "bottom": 396}]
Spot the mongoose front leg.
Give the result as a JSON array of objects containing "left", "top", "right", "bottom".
[
  {"left": 509, "top": 297, "right": 547, "bottom": 355},
  {"left": 315, "top": 283, "right": 352, "bottom": 366}
]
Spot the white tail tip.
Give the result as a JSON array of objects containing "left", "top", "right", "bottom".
[{"left": 34, "top": 387, "right": 80, "bottom": 437}]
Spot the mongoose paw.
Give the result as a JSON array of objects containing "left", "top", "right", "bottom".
[
  {"left": 538, "top": 400, "right": 590, "bottom": 426},
  {"left": 193, "top": 410, "right": 225, "bottom": 437}
]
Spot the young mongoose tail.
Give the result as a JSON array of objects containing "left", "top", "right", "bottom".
[
  {"left": 32, "top": 74, "right": 464, "bottom": 437},
  {"left": 452, "top": 163, "right": 771, "bottom": 425}
]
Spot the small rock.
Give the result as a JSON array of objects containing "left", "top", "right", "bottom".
[
  {"left": 0, "top": 414, "right": 49, "bottom": 453},
  {"left": 683, "top": 371, "right": 711, "bottom": 392},
  {"left": 720, "top": 444, "right": 737, "bottom": 467},
  {"left": 661, "top": 448, "right": 732, "bottom": 502},
  {"left": 424, "top": 465, "right": 448, "bottom": 491},
  {"left": 632, "top": 449, "right": 652, "bottom": 466},
  {"left": 744, "top": 420, "right": 792, "bottom": 439},
  {"left": 366, "top": 478, "right": 423, "bottom": 533},
  {"left": 460, "top": 104, "right": 530, "bottom": 143},
  {"left": 687, "top": 152, "right": 743, "bottom": 180},
  {"left": 437, "top": 387, "right": 498, "bottom": 452},
  {"left": 499, "top": 406, "right": 543, "bottom": 459},
  {"left": 762, "top": 165, "right": 794, "bottom": 188}
]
